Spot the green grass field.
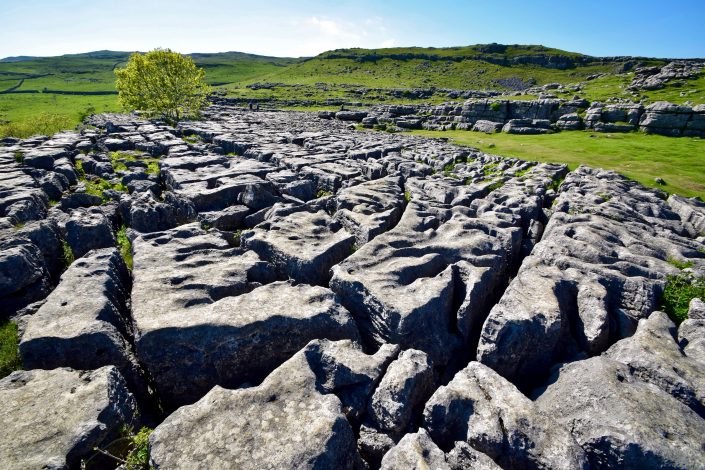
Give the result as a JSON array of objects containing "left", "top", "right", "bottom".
[
  {"left": 2, "top": 44, "right": 702, "bottom": 139},
  {"left": 411, "top": 129, "right": 705, "bottom": 200}
]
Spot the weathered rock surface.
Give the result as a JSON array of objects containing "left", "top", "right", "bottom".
[
  {"left": 424, "top": 361, "right": 588, "bottom": 469},
  {"left": 65, "top": 207, "right": 116, "bottom": 258},
  {"left": 150, "top": 340, "right": 377, "bottom": 469},
  {"left": 241, "top": 208, "right": 355, "bottom": 285},
  {"left": 0, "top": 366, "right": 139, "bottom": 469},
  {"left": 535, "top": 356, "right": 705, "bottom": 468},
  {"left": 18, "top": 248, "right": 149, "bottom": 401},
  {"left": 605, "top": 311, "right": 705, "bottom": 416},
  {"left": 380, "top": 429, "right": 449, "bottom": 470},
  {"left": 335, "top": 176, "right": 405, "bottom": 245},
  {"left": 478, "top": 165, "right": 704, "bottom": 389},
  {"left": 134, "top": 270, "right": 360, "bottom": 407},
  {"left": 368, "top": 349, "right": 434, "bottom": 433},
  {"left": 3, "top": 106, "right": 705, "bottom": 467}
]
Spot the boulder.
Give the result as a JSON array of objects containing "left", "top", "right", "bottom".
[
  {"left": 0, "top": 366, "right": 139, "bottom": 469},
  {"left": 367, "top": 349, "right": 434, "bottom": 433},
  {"left": 555, "top": 113, "right": 583, "bottom": 130},
  {"left": 380, "top": 429, "right": 450, "bottom": 470},
  {"left": 149, "top": 342, "right": 361, "bottom": 469},
  {"left": 65, "top": 208, "right": 116, "bottom": 258},
  {"left": 336, "top": 111, "right": 368, "bottom": 122},
  {"left": 471, "top": 120, "right": 503, "bottom": 133},
  {"left": 446, "top": 442, "right": 501, "bottom": 470},
  {"left": 535, "top": 356, "right": 705, "bottom": 469},
  {"left": 424, "top": 361, "right": 588, "bottom": 469}
]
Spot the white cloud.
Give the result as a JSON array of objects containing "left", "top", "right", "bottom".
[{"left": 281, "top": 16, "right": 395, "bottom": 56}]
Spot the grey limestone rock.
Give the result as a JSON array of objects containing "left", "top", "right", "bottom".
[
  {"left": 0, "top": 366, "right": 139, "bottom": 469},
  {"left": 690, "top": 297, "right": 705, "bottom": 320},
  {"left": 135, "top": 277, "right": 360, "bottom": 408},
  {"left": 668, "top": 193, "right": 705, "bottom": 237},
  {"left": 471, "top": 120, "right": 503, "bottom": 133},
  {"left": 424, "top": 361, "right": 588, "bottom": 470},
  {"left": 368, "top": 349, "right": 434, "bottom": 433},
  {"left": 331, "top": 200, "right": 521, "bottom": 365},
  {"left": 335, "top": 176, "right": 405, "bottom": 245},
  {"left": 446, "top": 442, "right": 501, "bottom": 470},
  {"left": 605, "top": 310, "right": 705, "bottom": 416},
  {"left": 0, "top": 239, "right": 51, "bottom": 316},
  {"left": 19, "top": 248, "right": 148, "bottom": 401},
  {"left": 304, "top": 339, "right": 399, "bottom": 421},
  {"left": 123, "top": 190, "right": 197, "bottom": 233},
  {"left": 380, "top": 429, "right": 450, "bottom": 470},
  {"left": 535, "top": 356, "right": 705, "bottom": 469},
  {"left": 242, "top": 208, "right": 355, "bottom": 285},
  {"left": 149, "top": 342, "right": 360, "bottom": 469},
  {"left": 65, "top": 208, "right": 116, "bottom": 258}
]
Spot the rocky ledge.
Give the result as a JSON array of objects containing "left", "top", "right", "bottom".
[
  {"left": 327, "top": 98, "right": 705, "bottom": 137},
  {"left": 1, "top": 105, "right": 704, "bottom": 468}
]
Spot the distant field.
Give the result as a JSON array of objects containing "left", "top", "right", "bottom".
[
  {"left": 411, "top": 129, "right": 705, "bottom": 200},
  {"left": 0, "top": 51, "right": 296, "bottom": 137},
  {"left": 1, "top": 45, "right": 704, "bottom": 139}
]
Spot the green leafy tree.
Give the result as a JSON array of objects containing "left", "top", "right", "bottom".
[{"left": 115, "top": 49, "right": 210, "bottom": 124}]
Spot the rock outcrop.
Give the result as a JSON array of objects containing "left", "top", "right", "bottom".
[{"left": 1, "top": 105, "right": 704, "bottom": 468}]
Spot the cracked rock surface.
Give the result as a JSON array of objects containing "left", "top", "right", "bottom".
[{"left": 1, "top": 106, "right": 704, "bottom": 468}]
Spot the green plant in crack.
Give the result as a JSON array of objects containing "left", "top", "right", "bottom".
[
  {"left": 482, "top": 162, "right": 499, "bottom": 177},
  {"left": 661, "top": 273, "right": 705, "bottom": 325},
  {"left": 667, "top": 256, "right": 695, "bottom": 271},
  {"left": 144, "top": 159, "right": 160, "bottom": 175},
  {"left": 182, "top": 134, "right": 203, "bottom": 144},
  {"left": 110, "top": 151, "right": 137, "bottom": 172},
  {"left": 82, "top": 425, "right": 153, "bottom": 470},
  {"left": 0, "top": 320, "right": 21, "bottom": 379},
  {"left": 117, "top": 226, "right": 133, "bottom": 270},
  {"left": 62, "top": 240, "right": 74, "bottom": 268}
]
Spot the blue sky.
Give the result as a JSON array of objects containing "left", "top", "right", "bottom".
[{"left": 2, "top": 0, "right": 704, "bottom": 59}]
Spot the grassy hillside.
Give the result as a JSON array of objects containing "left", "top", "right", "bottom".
[
  {"left": 1, "top": 44, "right": 703, "bottom": 138},
  {"left": 0, "top": 50, "right": 297, "bottom": 137}
]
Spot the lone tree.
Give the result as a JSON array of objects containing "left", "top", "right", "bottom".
[{"left": 115, "top": 49, "right": 210, "bottom": 124}]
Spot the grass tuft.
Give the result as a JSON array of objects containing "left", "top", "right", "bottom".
[
  {"left": 117, "top": 226, "right": 133, "bottom": 270},
  {"left": 667, "top": 256, "right": 695, "bottom": 270},
  {"left": 661, "top": 273, "right": 705, "bottom": 325},
  {"left": 0, "top": 113, "right": 76, "bottom": 139},
  {"left": 62, "top": 240, "right": 74, "bottom": 268},
  {"left": 0, "top": 320, "right": 21, "bottom": 379}
]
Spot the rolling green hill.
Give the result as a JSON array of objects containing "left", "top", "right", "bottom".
[{"left": 1, "top": 44, "right": 703, "bottom": 138}]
